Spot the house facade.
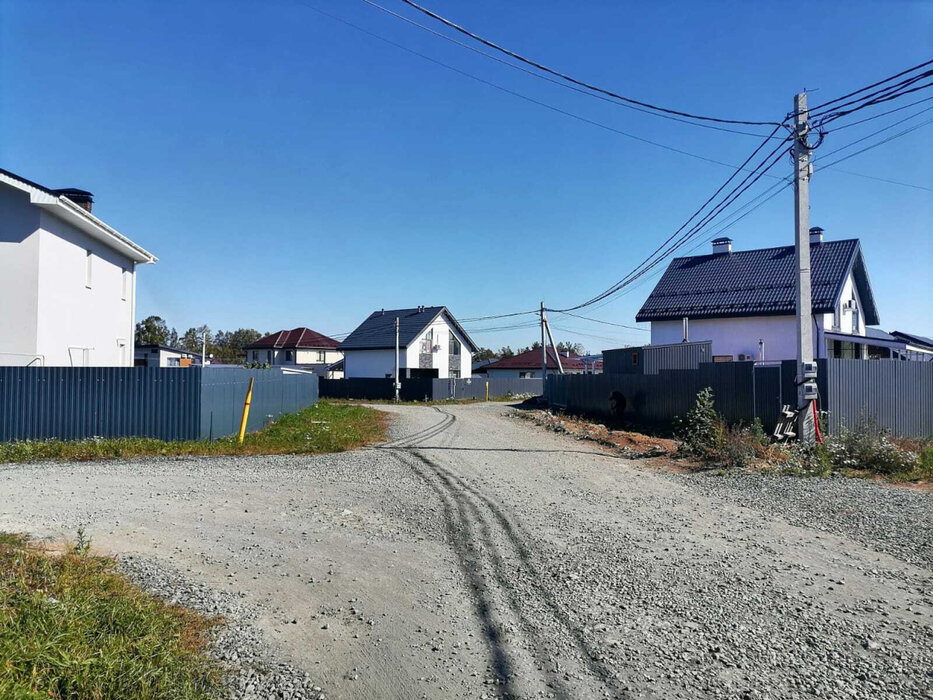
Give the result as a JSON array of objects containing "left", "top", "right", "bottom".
[
  {"left": 245, "top": 327, "right": 343, "bottom": 376},
  {"left": 340, "top": 306, "right": 476, "bottom": 379},
  {"left": 134, "top": 344, "right": 199, "bottom": 368},
  {"left": 477, "top": 348, "right": 602, "bottom": 378},
  {"left": 635, "top": 230, "right": 901, "bottom": 362},
  {"left": 0, "top": 168, "right": 157, "bottom": 367}
]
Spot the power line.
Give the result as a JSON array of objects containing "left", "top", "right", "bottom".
[
  {"left": 359, "top": 0, "right": 784, "bottom": 139},
  {"left": 816, "top": 118, "right": 933, "bottom": 171},
  {"left": 808, "top": 58, "right": 933, "bottom": 113},
  {"left": 827, "top": 94, "right": 933, "bottom": 131},
  {"left": 547, "top": 310, "right": 649, "bottom": 331},
  {"left": 298, "top": 1, "right": 785, "bottom": 173},
  {"left": 397, "top": 0, "right": 784, "bottom": 127}
]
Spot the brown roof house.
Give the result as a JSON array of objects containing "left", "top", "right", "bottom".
[
  {"left": 476, "top": 348, "right": 602, "bottom": 378},
  {"left": 245, "top": 327, "right": 343, "bottom": 377}
]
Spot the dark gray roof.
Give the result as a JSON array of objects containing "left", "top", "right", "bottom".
[
  {"left": 864, "top": 327, "right": 897, "bottom": 342},
  {"left": 636, "top": 239, "right": 879, "bottom": 325},
  {"left": 339, "top": 306, "right": 477, "bottom": 352},
  {"left": 891, "top": 330, "right": 933, "bottom": 349}
]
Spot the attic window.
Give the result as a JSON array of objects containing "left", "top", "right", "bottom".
[{"left": 449, "top": 331, "right": 461, "bottom": 356}]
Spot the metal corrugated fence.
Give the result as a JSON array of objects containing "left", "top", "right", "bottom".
[
  {"left": 200, "top": 368, "right": 319, "bottom": 440},
  {"left": 825, "top": 359, "right": 932, "bottom": 436},
  {"left": 319, "top": 377, "right": 542, "bottom": 402},
  {"left": 548, "top": 358, "right": 932, "bottom": 438},
  {"left": 0, "top": 367, "right": 200, "bottom": 441},
  {"left": 0, "top": 366, "right": 320, "bottom": 443}
]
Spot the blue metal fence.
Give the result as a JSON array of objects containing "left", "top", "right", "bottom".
[
  {"left": 200, "top": 368, "right": 319, "bottom": 440},
  {"left": 0, "top": 366, "right": 319, "bottom": 443}
]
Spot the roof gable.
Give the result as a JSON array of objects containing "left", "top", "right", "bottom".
[
  {"left": 246, "top": 327, "right": 339, "bottom": 350},
  {"left": 0, "top": 167, "right": 157, "bottom": 264},
  {"left": 635, "top": 239, "right": 879, "bottom": 325},
  {"left": 339, "top": 307, "right": 477, "bottom": 352}
]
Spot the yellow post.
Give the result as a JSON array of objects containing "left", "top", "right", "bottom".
[
  {"left": 485, "top": 381, "right": 489, "bottom": 402},
  {"left": 237, "top": 377, "right": 255, "bottom": 444}
]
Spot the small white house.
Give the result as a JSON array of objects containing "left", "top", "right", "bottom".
[
  {"left": 245, "top": 327, "right": 343, "bottom": 376},
  {"left": 340, "top": 306, "right": 476, "bottom": 379},
  {"left": 0, "top": 168, "right": 157, "bottom": 367},
  {"left": 134, "top": 344, "right": 199, "bottom": 368},
  {"left": 635, "top": 229, "right": 897, "bottom": 362}
]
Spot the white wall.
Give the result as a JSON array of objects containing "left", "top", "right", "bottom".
[
  {"left": 35, "top": 210, "right": 136, "bottom": 366},
  {"left": 248, "top": 348, "right": 343, "bottom": 366},
  {"left": 650, "top": 315, "right": 826, "bottom": 362},
  {"left": 0, "top": 186, "right": 40, "bottom": 365},
  {"left": 0, "top": 185, "right": 136, "bottom": 367},
  {"left": 405, "top": 315, "right": 472, "bottom": 379},
  {"left": 296, "top": 348, "right": 342, "bottom": 365},
  {"left": 820, "top": 271, "right": 866, "bottom": 336},
  {"left": 343, "top": 349, "right": 397, "bottom": 378}
]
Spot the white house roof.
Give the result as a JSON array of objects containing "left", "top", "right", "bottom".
[{"left": 0, "top": 167, "right": 157, "bottom": 264}]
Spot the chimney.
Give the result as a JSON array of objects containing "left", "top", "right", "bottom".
[
  {"left": 809, "top": 226, "right": 824, "bottom": 244},
  {"left": 712, "top": 237, "right": 732, "bottom": 254},
  {"left": 53, "top": 188, "right": 94, "bottom": 213}
]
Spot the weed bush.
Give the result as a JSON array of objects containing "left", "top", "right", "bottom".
[{"left": 674, "top": 387, "right": 723, "bottom": 458}]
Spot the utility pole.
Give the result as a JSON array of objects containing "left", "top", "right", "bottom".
[
  {"left": 394, "top": 316, "right": 400, "bottom": 403},
  {"left": 793, "top": 92, "right": 817, "bottom": 444},
  {"left": 201, "top": 331, "right": 207, "bottom": 367},
  {"left": 543, "top": 316, "right": 564, "bottom": 374},
  {"left": 540, "top": 301, "right": 547, "bottom": 383}
]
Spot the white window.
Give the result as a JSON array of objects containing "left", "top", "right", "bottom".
[
  {"left": 420, "top": 329, "right": 434, "bottom": 354},
  {"left": 85, "top": 250, "right": 93, "bottom": 288},
  {"left": 121, "top": 269, "right": 129, "bottom": 300},
  {"left": 852, "top": 307, "right": 860, "bottom": 334}
]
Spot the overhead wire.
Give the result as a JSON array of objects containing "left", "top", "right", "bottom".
[
  {"left": 397, "top": 0, "right": 785, "bottom": 127},
  {"left": 359, "top": 0, "right": 785, "bottom": 139}
]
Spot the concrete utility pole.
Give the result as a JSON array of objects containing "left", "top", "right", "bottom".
[
  {"left": 543, "top": 316, "right": 564, "bottom": 374},
  {"left": 394, "top": 317, "right": 400, "bottom": 403},
  {"left": 540, "top": 301, "right": 547, "bottom": 383},
  {"left": 793, "top": 92, "right": 817, "bottom": 444}
]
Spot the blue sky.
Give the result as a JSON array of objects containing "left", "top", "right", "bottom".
[{"left": 2, "top": 0, "right": 931, "bottom": 352}]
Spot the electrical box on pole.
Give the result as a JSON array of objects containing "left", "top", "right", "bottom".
[{"left": 793, "top": 92, "right": 817, "bottom": 444}]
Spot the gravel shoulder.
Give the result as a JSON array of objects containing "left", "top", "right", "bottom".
[{"left": 2, "top": 402, "right": 931, "bottom": 699}]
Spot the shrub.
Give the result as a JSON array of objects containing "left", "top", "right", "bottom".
[
  {"left": 824, "top": 425, "right": 919, "bottom": 475},
  {"left": 674, "top": 387, "right": 723, "bottom": 458}
]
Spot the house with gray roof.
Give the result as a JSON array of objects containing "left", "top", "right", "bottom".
[
  {"left": 635, "top": 228, "right": 907, "bottom": 362},
  {"left": 339, "top": 306, "right": 477, "bottom": 379}
]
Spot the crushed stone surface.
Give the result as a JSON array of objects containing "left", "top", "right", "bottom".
[{"left": 2, "top": 402, "right": 931, "bottom": 699}]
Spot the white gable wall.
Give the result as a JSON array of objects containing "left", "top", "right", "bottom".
[
  {"left": 36, "top": 210, "right": 136, "bottom": 366},
  {"left": 343, "top": 349, "right": 398, "bottom": 378},
  {"left": 405, "top": 314, "right": 472, "bottom": 378}
]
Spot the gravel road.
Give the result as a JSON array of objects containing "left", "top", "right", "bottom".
[{"left": 2, "top": 403, "right": 931, "bottom": 699}]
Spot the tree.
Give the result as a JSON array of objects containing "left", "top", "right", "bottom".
[
  {"left": 556, "top": 341, "right": 586, "bottom": 355},
  {"left": 180, "top": 326, "right": 211, "bottom": 353},
  {"left": 472, "top": 347, "right": 497, "bottom": 361},
  {"left": 211, "top": 328, "right": 263, "bottom": 364},
  {"left": 516, "top": 341, "right": 542, "bottom": 354},
  {"left": 497, "top": 346, "right": 515, "bottom": 359},
  {"left": 135, "top": 316, "right": 176, "bottom": 346}
]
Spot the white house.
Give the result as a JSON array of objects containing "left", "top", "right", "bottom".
[
  {"left": 0, "top": 168, "right": 156, "bottom": 367},
  {"left": 477, "top": 348, "right": 602, "bottom": 378},
  {"left": 635, "top": 229, "right": 898, "bottom": 362},
  {"left": 245, "top": 327, "right": 343, "bottom": 376},
  {"left": 134, "top": 344, "right": 199, "bottom": 368},
  {"left": 340, "top": 306, "right": 476, "bottom": 379}
]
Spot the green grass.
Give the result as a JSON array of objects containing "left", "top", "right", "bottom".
[
  {"left": 0, "top": 533, "right": 222, "bottom": 700},
  {"left": 0, "top": 401, "right": 388, "bottom": 464}
]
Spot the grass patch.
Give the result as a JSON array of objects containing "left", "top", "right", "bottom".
[
  {"left": 0, "top": 532, "right": 222, "bottom": 699},
  {"left": 0, "top": 401, "right": 388, "bottom": 464}
]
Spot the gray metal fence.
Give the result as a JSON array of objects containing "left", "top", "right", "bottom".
[
  {"left": 824, "top": 359, "right": 932, "bottom": 437},
  {"left": 548, "top": 358, "right": 933, "bottom": 438},
  {"left": 0, "top": 366, "right": 319, "bottom": 443},
  {"left": 319, "top": 377, "right": 542, "bottom": 402},
  {"left": 200, "top": 368, "right": 319, "bottom": 440}
]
